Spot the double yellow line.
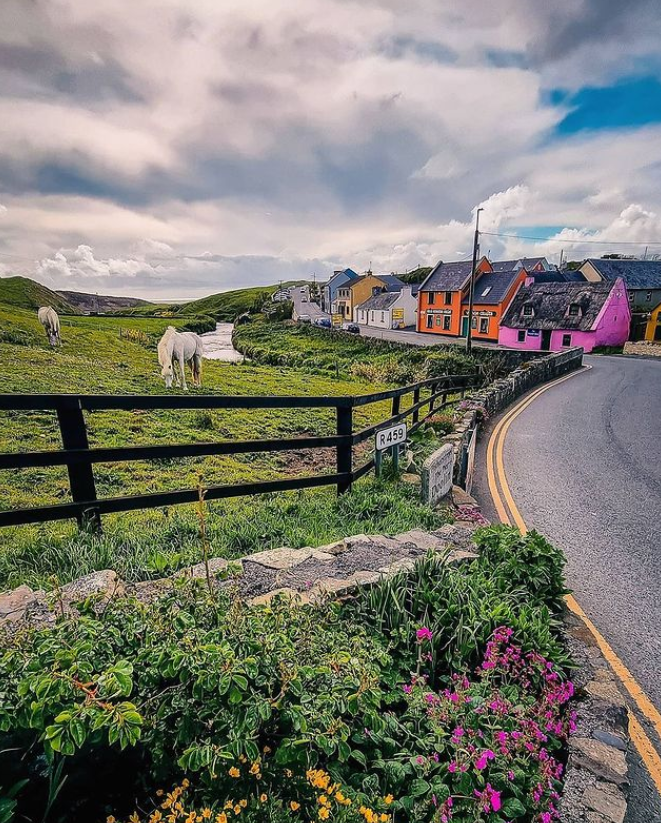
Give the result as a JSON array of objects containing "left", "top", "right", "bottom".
[{"left": 486, "top": 366, "right": 661, "bottom": 795}]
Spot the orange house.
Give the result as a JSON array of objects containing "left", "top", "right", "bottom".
[
  {"left": 460, "top": 267, "right": 528, "bottom": 342},
  {"left": 417, "top": 258, "right": 491, "bottom": 337}
]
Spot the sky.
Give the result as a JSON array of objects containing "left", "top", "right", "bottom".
[{"left": 1, "top": 0, "right": 661, "bottom": 299}]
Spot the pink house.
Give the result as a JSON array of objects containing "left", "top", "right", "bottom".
[{"left": 498, "top": 278, "right": 630, "bottom": 353}]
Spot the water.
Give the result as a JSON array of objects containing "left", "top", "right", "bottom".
[{"left": 200, "top": 322, "right": 245, "bottom": 362}]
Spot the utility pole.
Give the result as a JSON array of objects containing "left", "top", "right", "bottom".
[{"left": 465, "top": 207, "right": 483, "bottom": 355}]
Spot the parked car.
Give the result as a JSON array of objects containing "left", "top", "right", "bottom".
[
  {"left": 314, "top": 317, "right": 332, "bottom": 328},
  {"left": 297, "top": 314, "right": 311, "bottom": 324},
  {"left": 342, "top": 323, "right": 360, "bottom": 334}
]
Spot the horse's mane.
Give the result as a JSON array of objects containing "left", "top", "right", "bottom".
[{"left": 157, "top": 326, "right": 177, "bottom": 366}]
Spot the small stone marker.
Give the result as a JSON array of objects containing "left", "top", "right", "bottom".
[{"left": 421, "top": 443, "right": 454, "bottom": 505}]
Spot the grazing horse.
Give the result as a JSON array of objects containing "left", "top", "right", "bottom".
[
  {"left": 157, "top": 326, "right": 204, "bottom": 390},
  {"left": 38, "top": 306, "right": 61, "bottom": 346}
]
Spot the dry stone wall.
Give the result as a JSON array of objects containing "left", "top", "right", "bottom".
[{"left": 623, "top": 340, "right": 661, "bottom": 358}]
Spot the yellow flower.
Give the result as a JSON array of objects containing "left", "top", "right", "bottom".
[
  {"left": 201, "top": 810, "right": 212, "bottom": 820},
  {"left": 239, "top": 800, "right": 247, "bottom": 809},
  {"left": 224, "top": 801, "right": 233, "bottom": 810},
  {"left": 318, "top": 796, "right": 329, "bottom": 806},
  {"left": 319, "top": 809, "right": 330, "bottom": 821},
  {"left": 263, "top": 746, "right": 271, "bottom": 754},
  {"left": 106, "top": 817, "right": 117, "bottom": 823},
  {"left": 239, "top": 755, "right": 247, "bottom": 763},
  {"left": 290, "top": 801, "right": 301, "bottom": 811},
  {"left": 284, "top": 770, "right": 293, "bottom": 778},
  {"left": 335, "top": 792, "right": 345, "bottom": 804},
  {"left": 249, "top": 762, "right": 260, "bottom": 775},
  {"left": 149, "top": 813, "right": 163, "bottom": 823},
  {"left": 130, "top": 813, "right": 141, "bottom": 823},
  {"left": 229, "top": 767, "right": 240, "bottom": 778},
  {"left": 233, "top": 805, "right": 241, "bottom": 815},
  {"left": 379, "top": 815, "right": 389, "bottom": 822},
  {"left": 260, "top": 794, "right": 268, "bottom": 803},
  {"left": 216, "top": 815, "right": 228, "bottom": 823},
  {"left": 383, "top": 795, "right": 393, "bottom": 806},
  {"left": 182, "top": 779, "right": 190, "bottom": 789}
]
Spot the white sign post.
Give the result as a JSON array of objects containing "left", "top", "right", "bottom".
[{"left": 374, "top": 423, "right": 407, "bottom": 477}]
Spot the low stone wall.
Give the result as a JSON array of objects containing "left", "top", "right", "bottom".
[
  {"left": 441, "top": 347, "right": 584, "bottom": 483},
  {"left": 623, "top": 340, "right": 661, "bottom": 358}
]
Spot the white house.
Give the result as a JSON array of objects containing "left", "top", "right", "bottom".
[{"left": 355, "top": 286, "right": 417, "bottom": 329}]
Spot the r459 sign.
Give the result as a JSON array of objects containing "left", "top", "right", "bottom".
[{"left": 375, "top": 423, "right": 407, "bottom": 451}]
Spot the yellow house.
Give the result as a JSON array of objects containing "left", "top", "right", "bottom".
[
  {"left": 333, "top": 274, "right": 405, "bottom": 320},
  {"left": 645, "top": 301, "right": 661, "bottom": 342}
]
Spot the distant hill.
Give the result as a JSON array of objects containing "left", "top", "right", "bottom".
[
  {"left": 57, "top": 290, "right": 149, "bottom": 314},
  {"left": 399, "top": 266, "right": 432, "bottom": 285},
  {"left": 0, "top": 276, "right": 77, "bottom": 313},
  {"left": 180, "top": 281, "right": 307, "bottom": 321}
]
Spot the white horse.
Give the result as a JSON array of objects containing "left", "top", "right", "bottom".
[
  {"left": 38, "top": 306, "right": 61, "bottom": 346},
  {"left": 157, "top": 326, "right": 204, "bottom": 390}
]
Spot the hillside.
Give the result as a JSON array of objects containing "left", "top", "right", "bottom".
[
  {"left": 0, "top": 276, "right": 77, "bottom": 313},
  {"left": 57, "top": 289, "right": 149, "bottom": 313},
  {"left": 399, "top": 265, "right": 432, "bottom": 284},
  {"left": 182, "top": 285, "right": 279, "bottom": 320}
]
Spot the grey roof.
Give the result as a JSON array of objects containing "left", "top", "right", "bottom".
[
  {"left": 420, "top": 259, "right": 475, "bottom": 292},
  {"left": 375, "top": 274, "right": 405, "bottom": 291},
  {"left": 462, "top": 268, "right": 521, "bottom": 306},
  {"left": 356, "top": 291, "right": 400, "bottom": 312},
  {"left": 327, "top": 268, "right": 359, "bottom": 287},
  {"left": 501, "top": 282, "right": 615, "bottom": 331},
  {"left": 583, "top": 258, "right": 661, "bottom": 289},
  {"left": 490, "top": 257, "right": 549, "bottom": 272}
]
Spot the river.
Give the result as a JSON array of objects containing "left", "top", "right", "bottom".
[{"left": 200, "top": 322, "right": 245, "bottom": 363}]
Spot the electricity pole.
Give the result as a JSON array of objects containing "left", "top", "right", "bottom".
[{"left": 465, "top": 207, "right": 483, "bottom": 355}]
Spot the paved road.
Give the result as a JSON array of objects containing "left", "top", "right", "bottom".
[
  {"left": 474, "top": 354, "right": 661, "bottom": 822},
  {"left": 291, "top": 286, "right": 328, "bottom": 321},
  {"left": 351, "top": 325, "right": 498, "bottom": 348}
]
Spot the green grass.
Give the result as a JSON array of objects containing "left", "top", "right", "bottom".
[
  {"left": 0, "top": 275, "right": 77, "bottom": 313},
  {"left": 0, "top": 306, "right": 433, "bottom": 586}
]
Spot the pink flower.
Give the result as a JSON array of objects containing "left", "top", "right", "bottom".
[
  {"left": 403, "top": 684, "right": 412, "bottom": 694},
  {"left": 448, "top": 761, "right": 457, "bottom": 773},
  {"left": 475, "top": 749, "right": 496, "bottom": 770},
  {"left": 416, "top": 755, "right": 425, "bottom": 765},
  {"left": 416, "top": 627, "right": 433, "bottom": 642},
  {"left": 451, "top": 726, "right": 464, "bottom": 741}
]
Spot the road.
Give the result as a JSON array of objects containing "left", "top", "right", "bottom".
[
  {"left": 291, "top": 286, "right": 328, "bottom": 322},
  {"left": 354, "top": 325, "right": 498, "bottom": 348},
  {"left": 474, "top": 354, "right": 661, "bottom": 821}
]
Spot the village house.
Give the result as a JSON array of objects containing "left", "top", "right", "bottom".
[
  {"left": 321, "top": 268, "right": 358, "bottom": 314},
  {"left": 355, "top": 286, "right": 417, "bottom": 329},
  {"left": 645, "top": 300, "right": 661, "bottom": 342},
  {"left": 459, "top": 266, "right": 529, "bottom": 342},
  {"left": 338, "top": 273, "right": 405, "bottom": 321},
  {"left": 417, "top": 258, "right": 492, "bottom": 337},
  {"left": 498, "top": 278, "right": 630, "bottom": 353},
  {"left": 490, "top": 256, "right": 553, "bottom": 274},
  {"left": 579, "top": 258, "right": 661, "bottom": 340}
]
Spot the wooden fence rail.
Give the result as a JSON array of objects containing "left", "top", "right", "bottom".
[{"left": 0, "top": 373, "right": 475, "bottom": 530}]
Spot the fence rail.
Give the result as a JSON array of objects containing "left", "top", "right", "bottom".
[{"left": 0, "top": 373, "right": 475, "bottom": 530}]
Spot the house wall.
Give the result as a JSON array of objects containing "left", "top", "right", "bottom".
[
  {"left": 349, "top": 275, "right": 390, "bottom": 318},
  {"left": 325, "top": 272, "right": 355, "bottom": 314},
  {"left": 645, "top": 303, "right": 661, "bottom": 342},
  {"left": 417, "top": 259, "right": 492, "bottom": 336},
  {"left": 356, "top": 289, "right": 417, "bottom": 329},
  {"left": 498, "top": 326, "right": 600, "bottom": 353},
  {"left": 462, "top": 269, "right": 527, "bottom": 341},
  {"left": 592, "top": 278, "right": 631, "bottom": 347},
  {"left": 579, "top": 261, "right": 603, "bottom": 283}
]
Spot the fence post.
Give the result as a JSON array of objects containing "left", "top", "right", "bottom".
[
  {"left": 412, "top": 387, "right": 420, "bottom": 425},
  {"left": 429, "top": 382, "right": 437, "bottom": 415},
  {"left": 56, "top": 398, "right": 101, "bottom": 531},
  {"left": 336, "top": 402, "right": 353, "bottom": 494},
  {"left": 391, "top": 394, "right": 400, "bottom": 419}
]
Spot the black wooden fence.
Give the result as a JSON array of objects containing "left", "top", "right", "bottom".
[{"left": 0, "top": 373, "right": 474, "bottom": 530}]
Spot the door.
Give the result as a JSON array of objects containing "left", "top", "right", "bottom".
[
  {"left": 541, "top": 330, "right": 552, "bottom": 351},
  {"left": 461, "top": 316, "right": 469, "bottom": 337}
]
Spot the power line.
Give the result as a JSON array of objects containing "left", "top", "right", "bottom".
[{"left": 481, "top": 231, "right": 661, "bottom": 246}]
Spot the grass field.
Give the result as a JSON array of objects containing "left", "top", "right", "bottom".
[{"left": 0, "top": 304, "right": 453, "bottom": 589}]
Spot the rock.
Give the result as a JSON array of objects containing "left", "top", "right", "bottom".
[
  {"left": 311, "top": 577, "right": 357, "bottom": 597},
  {"left": 175, "top": 557, "right": 235, "bottom": 579},
  {"left": 401, "top": 472, "right": 421, "bottom": 486},
  {"left": 0, "top": 585, "right": 40, "bottom": 619},
  {"left": 583, "top": 784, "right": 627, "bottom": 823},
  {"left": 378, "top": 557, "right": 417, "bottom": 575},
  {"left": 586, "top": 677, "right": 627, "bottom": 707},
  {"left": 452, "top": 485, "right": 479, "bottom": 508},
  {"left": 319, "top": 539, "right": 349, "bottom": 556},
  {"left": 245, "top": 547, "right": 315, "bottom": 570},
  {"left": 394, "top": 529, "right": 448, "bottom": 551},
  {"left": 248, "top": 587, "right": 302, "bottom": 606},
  {"left": 61, "top": 570, "right": 124, "bottom": 606},
  {"left": 446, "top": 549, "right": 479, "bottom": 565},
  {"left": 593, "top": 730, "right": 627, "bottom": 752},
  {"left": 132, "top": 578, "right": 174, "bottom": 603},
  {"left": 572, "top": 738, "right": 628, "bottom": 786}
]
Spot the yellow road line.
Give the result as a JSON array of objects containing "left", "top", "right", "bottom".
[{"left": 486, "top": 366, "right": 661, "bottom": 793}]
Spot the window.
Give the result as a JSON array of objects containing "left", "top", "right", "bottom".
[
  {"left": 479, "top": 317, "right": 489, "bottom": 334},
  {"left": 436, "top": 315, "right": 442, "bottom": 326},
  {"left": 568, "top": 303, "right": 581, "bottom": 317},
  {"left": 426, "top": 314, "right": 434, "bottom": 329},
  {"left": 628, "top": 292, "right": 634, "bottom": 301},
  {"left": 381, "top": 312, "right": 385, "bottom": 322},
  {"left": 646, "top": 291, "right": 653, "bottom": 302},
  {"left": 370, "top": 311, "right": 375, "bottom": 322},
  {"left": 562, "top": 333, "right": 572, "bottom": 347},
  {"left": 445, "top": 291, "right": 452, "bottom": 305},
  {"left": 428, "top": 292, "right": 436, "bottom": 304},
  {"left": 481, "top": 286, "right": 492, "bottom": 297},
  {"left": 523, "top": 305, "right": 534, "bottom": 317},
  {"left": 471, "top": 317, "right": 477, "bottom": 329},
  {"left": 517, "top": 330, "right": 526, "bottom": 343},
  {"left": 443, "top": 315, "right": 451, "bottom": 330}
]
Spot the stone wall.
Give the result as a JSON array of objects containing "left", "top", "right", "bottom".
[
  {"left": 623, "top": 340, "right": 661, "bottom": 358},
  {"left": 441, "top": 347, "right": 584, "bottom": 482}
]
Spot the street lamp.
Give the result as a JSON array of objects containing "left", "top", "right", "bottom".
[{"left": 465, "top": 207, "right": 484, "bottom": 355}]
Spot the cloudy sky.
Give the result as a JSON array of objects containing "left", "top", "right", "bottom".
[{"left": 1, "top": 0, "right": 661, "bottom": 299}]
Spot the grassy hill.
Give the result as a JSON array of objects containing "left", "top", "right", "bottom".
[
  {"left": 57, "top": 289, "right": 149, "bottom": 313},
  {"left": 0, "top": 276, "right": 77, "bottom": 313},
  {"left": 182, "top": 285, "right": 280, "bottom": 320}
]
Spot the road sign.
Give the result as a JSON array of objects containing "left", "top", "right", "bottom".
[
  {"left": 392, "top": 308, "right": 404, "bottom": 320},
  {"left": 332, "top": 314, "right": 343, "bottom": 328},
  {"left": 375, "top": 422, "right": 407, "bottom": 451}
]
